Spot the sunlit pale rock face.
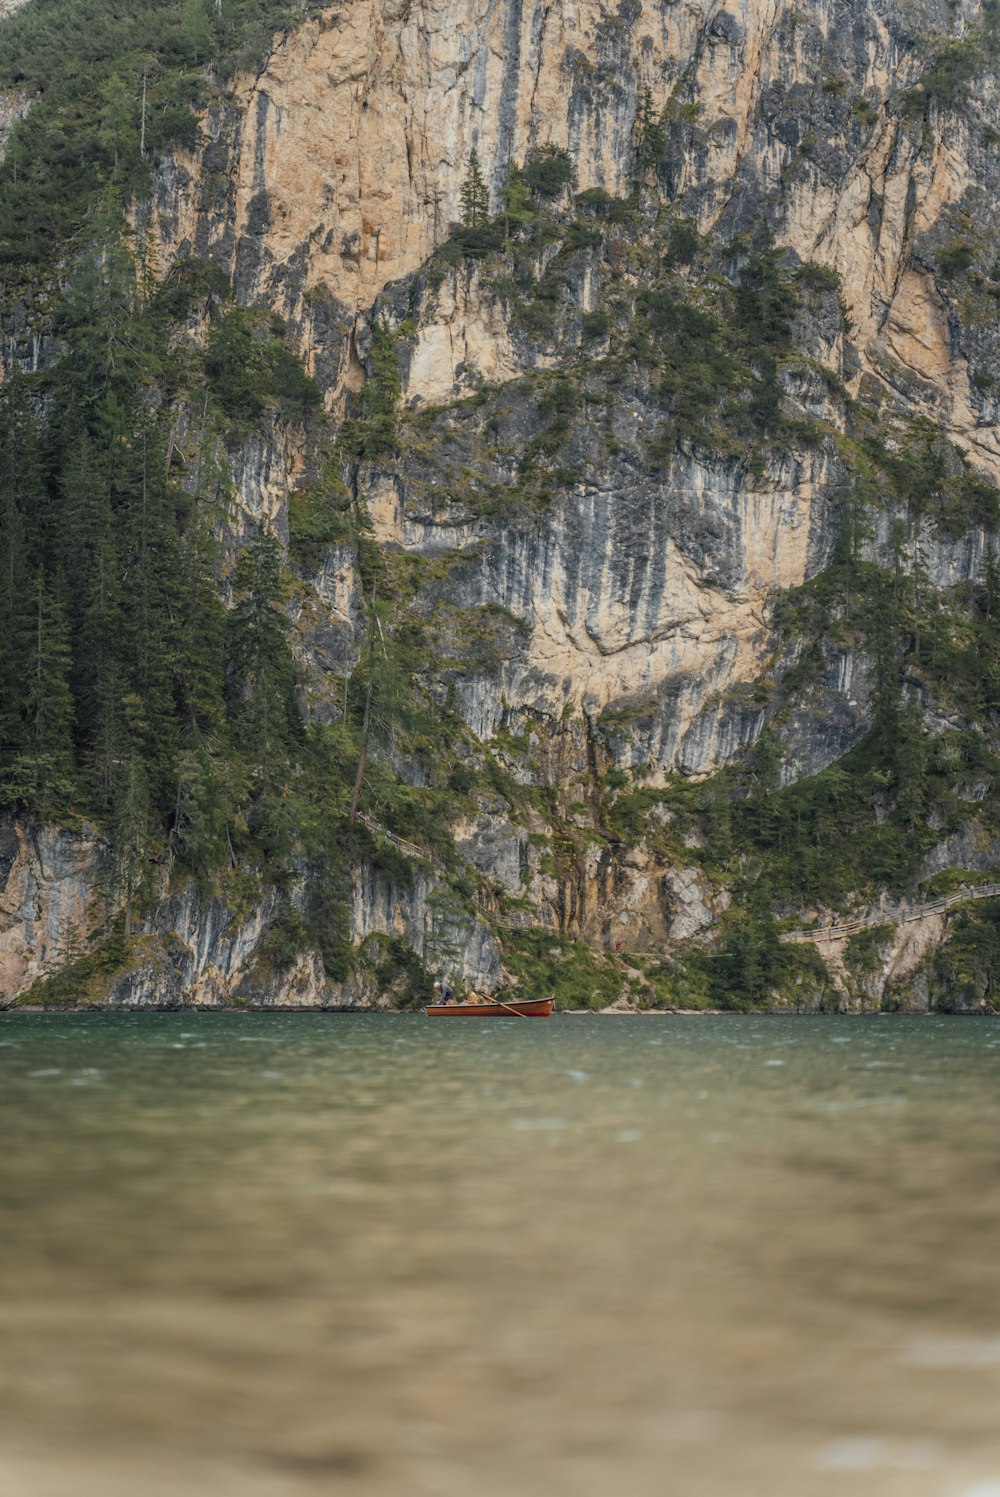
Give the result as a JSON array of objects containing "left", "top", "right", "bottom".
[
  {"left": 149, "top": 0, "right": 999, "bottom": 455},
  {"left": 367, "top": 440, "right": 835, "bottom": 769}
]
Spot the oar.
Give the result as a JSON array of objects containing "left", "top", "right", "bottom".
[
  {"left": 493, "top": 994, "right": 530, "bottom": 1019},
  {"left": 465, "top": 988, "right": 529, "bottom": 1018}
]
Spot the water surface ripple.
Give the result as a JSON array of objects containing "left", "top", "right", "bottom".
[{"left": 2, "top": 1012, "right": 999, "bottom": 1496}]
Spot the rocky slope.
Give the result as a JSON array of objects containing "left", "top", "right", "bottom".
[{"left": 3, "top": 0, "right": 1000, "bottom": 1010}]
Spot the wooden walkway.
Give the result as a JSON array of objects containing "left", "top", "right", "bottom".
[{"left": 781, "top": 883, "right": 1000, "bottom": 945}]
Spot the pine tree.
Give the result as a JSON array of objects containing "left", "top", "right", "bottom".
[
  {"left": 347, "top": 587, "right": 379, "bottom": 824},
  {"left": 350, "top": 319, "right": 402, "bottom": 458},
  {"left": 226, "top": 531, "right": 302, "bottom": 772},
  {"left": 170, "top": 733, "right": 235, "bottom": 881},
  {"left": 345, "top": 588, "right": 413, "bottom": 824},
  {"left": 97, "top": 74, "right": 136, "bottom": 181},
  {"left": 54, "top": 425, "right": 126, "bottom": 801},
  {"left": 0, "top": 382, "right": 36, "bottom": 746},
  {"left": 174, "top": 523, "right": 228, "bottom": 736},
  {"left": 115, "top": 410, "right": 182, "bottom": 809},
  {"left": 976, "top": 543, "right": 999, "bottom": 626},
  {"left": 634, "top": 86, "right": 666, "bottom": 177},
  {"left": 181, "top": 0, "right": 216, "bottom": 65},
  {"left": 23, "top": 570, "right": 75, "bottom": 761},
  {"left": 499, "top": 163, "right": 533, "bottom": 239},
  {"left": 891, "top": 694, "right": 928, "bottom": 834},
  {"left": 110, "top": 737, "right": 150, "bottom": 941},
  {"left": 12, "top": 571, "right": 77, "bottom": 814},
  {"left": 460, "top": 148, "right": 490, "bottom": 229},
  {"left": 735, "top": 228, "right": 797, "bottom": 350}
]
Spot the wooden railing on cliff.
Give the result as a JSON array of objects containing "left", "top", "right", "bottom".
[
  {"left": 781, "top": 883, "right": 1000, "bottom": 946},
  {"left": 357, "top": 814, "right": 446, "bottom": 872}
]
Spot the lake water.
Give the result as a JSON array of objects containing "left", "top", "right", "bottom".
[{"left": 2, "top": 1012, "right": 1000, "bottom": 1497}]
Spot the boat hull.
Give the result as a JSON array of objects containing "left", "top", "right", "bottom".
[{"left": 425, "top": 997, "right": 554, "bottom": 1017}]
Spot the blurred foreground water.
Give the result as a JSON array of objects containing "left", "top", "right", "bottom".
[{"left": 2, "top": 1012, "right": 1000, "bottom": 1497}]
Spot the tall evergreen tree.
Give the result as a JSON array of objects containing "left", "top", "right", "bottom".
[
  {"left": 499, "top": 163, "right": 533, "bottom": 240},
  {"left": 0, "top": 382, "right": 37, "bottom": 746},
  {"left": 460, "top": 148, "right": 490, "bottom": 229},
  {"left": 8, "top": 571, "right": 78, "bottom": 815},
  {"left": 110, "top": 730, "right": 151, "bottom": 941},
  {"left": 181, "top": 0, "right": 217, "bottom": 65},
  {"left": 173, "top": 524, "right": 228, "bottom": 736},
  {"left": 23, "top": 570, "right": 75, "bottom": 763},
  {"left": 96, "top": 74, "right": 136, "bottom": 181},
  {"left": 633, "top": 86, "right": 666, "bottom": 177},
  {"left": 226, "top": 530, "right": 302, "bottom": 771}
]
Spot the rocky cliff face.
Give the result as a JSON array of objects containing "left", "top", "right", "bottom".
[
  {"left": 0, "top": 820, "right": 109, "bottom": 1001},
  {"left": 141, "top": 0, "right": 1000, "bottom": 744},
  {"left": 4, "top": 0, "right": 1000, "bottom": 1009},
  {"left": 2, "top": 814, "right": 500, "bottom": 1008},
  {"left": 145, "top": 0, "right": 999, "bottom": 460}
]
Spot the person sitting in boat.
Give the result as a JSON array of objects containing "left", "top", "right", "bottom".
[{"left": 433, "top": 979, "right": 456, "bottom": 1005}]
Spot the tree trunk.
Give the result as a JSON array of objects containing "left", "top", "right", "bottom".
[
  {"left": 348, "top": 664, "right": 373, "bottom": 824},
  {"left": 347, "top": 586, "right": 377, "bottom": 824}
]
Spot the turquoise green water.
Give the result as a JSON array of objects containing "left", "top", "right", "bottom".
[{"left": 2, "top": 1013, "right": 1000, "bottom": 1497}]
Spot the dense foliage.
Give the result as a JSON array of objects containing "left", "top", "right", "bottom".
[
  {"left": 0, "top": 0, "right": 297, "bottom": 276},
  {"left": 0, "top": 204, "right": 355, "bottom": 960}
]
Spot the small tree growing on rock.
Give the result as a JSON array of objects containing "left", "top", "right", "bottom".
[{"left": 460, "top": 149, "right": 490, "bottom": 228}]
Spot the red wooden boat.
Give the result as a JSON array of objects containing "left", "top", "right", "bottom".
[{"left": 425, "top": 996, "right": 554, "bottom": 1017}]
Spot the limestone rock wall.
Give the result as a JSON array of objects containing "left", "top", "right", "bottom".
[
  {"left": 143, "top": 0, "right": 1000, "bottom": 470},
  {"left": 370, "top": 438, "right": 835, "bottom": 770},
  {"left": 0, "top": 820, "right": 110, "bottom": 1002},
  {"left": 0, "top": 86, "right": 30, "bottom": 167},
  {"left": 166, "top": 0, "right": 999, "bottom": 996},
  {"left": 144, "top": 0, "right": 1000, "bottom": 779},
  {"left": 0, "top": 812, "right": 501, "bottom": 1007},
  {"left": 0, "top": 2, "right": 35, "bottom": 168}
]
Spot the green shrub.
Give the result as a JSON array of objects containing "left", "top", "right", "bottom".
[
  {"left": 843, "top": 923, "right": 893, "bottom": 980},
  {"left": 448, "top": 223, "right": 505, "bottom": 260},
  {"left": 664, "top": 218, "right": 701, "bottom": 267},
  {"left": 523, "top": 145, "right": 575, "bottom": 199},
  {"left": 19, "top": 927, "right": 130, "bottom": 1007},
  {"left": 582, "top": 308, "right": 610, "bottom": 340},
  {"left": 937, "top": 238, "right": 976, "bottom": 279},
  {"left": 258, "top": 907, "right": 309, "bottom": 970},
  {"left": 288, "top": 481, "right": 352, "bottom": 570},
  {"left": 796, "top": 259, "right": 841, "bottom": 291},
  {"left": 930, "top": 900, "right": 1000, "bottom": 1010},
  {"left": 205, "top": 308, "right": 322, "bottom": 424},
  {"left": 501, "top": 928, "right": 622, "bottom": 1010}
]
